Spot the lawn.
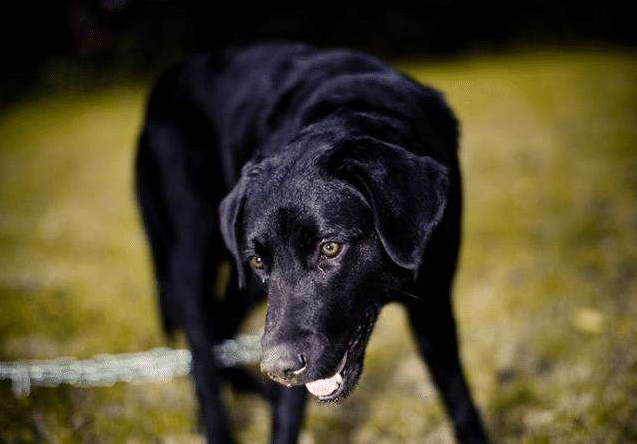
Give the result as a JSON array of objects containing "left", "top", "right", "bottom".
[{"left": 1, "top": 48, "right": 636, "bottom": 444}]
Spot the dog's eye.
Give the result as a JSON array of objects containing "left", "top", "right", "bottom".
[
  {"left": 249, "top": 255, "right": 265, "bottom": 270},
  {"left": 320, "top": 241, "right": 342, "bottom": 258}
]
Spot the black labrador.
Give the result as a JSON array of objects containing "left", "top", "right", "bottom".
[{"left": 136, "top": 42, "right": 490, "bottom": 444}]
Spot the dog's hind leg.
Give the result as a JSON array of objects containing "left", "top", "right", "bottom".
[
  {"left": 135, "top": 132, "right": 178, "bottom": 338},
  {"left": 269, "top": 385, "right": 308, "bottom": 444}
]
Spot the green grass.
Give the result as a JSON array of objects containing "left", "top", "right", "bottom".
[{"left": 1, "top": 48, "right": 637, "bottom": 443}]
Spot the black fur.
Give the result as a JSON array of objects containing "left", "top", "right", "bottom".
[{"left": 136, "top": 42, "right": 490, "bottom": 444}]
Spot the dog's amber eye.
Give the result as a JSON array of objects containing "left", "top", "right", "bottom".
[
  {"left": 249, "top": 256, "right": 265, "bottom": 270},
  {"left": 320, "top": 241, "right": 342, "bottom": 258}
]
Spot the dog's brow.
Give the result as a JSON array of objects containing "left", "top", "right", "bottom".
[{"left": 243, "top": 237, "right": 266, "bottom": 256}]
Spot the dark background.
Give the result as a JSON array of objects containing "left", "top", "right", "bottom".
[{"left": 1, "top": 1, "right": 636, "bottom": 104}]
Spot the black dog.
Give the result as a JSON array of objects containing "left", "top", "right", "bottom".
[{"left": 136, "top": 42, "right": 490, "bottom": 444}]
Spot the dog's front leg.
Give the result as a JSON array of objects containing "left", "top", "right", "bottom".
[
  {"left": 406, "top": 294, "right": 490, "bottom": 444},
  {"left": 190, "top": 344, "right": 235, "bottom": 443},
  {"left": 269, "top": 385, "right": 308, "bottom": 444},
  {"left": 171, "top": 241, "right": 236, "bottom": 444}
]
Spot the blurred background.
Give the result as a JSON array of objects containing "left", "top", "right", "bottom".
[{"left": 1, "top": 2, "right": 636, "bottom": 443}]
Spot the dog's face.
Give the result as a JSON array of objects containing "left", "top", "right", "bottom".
[{"left": 220, "top": 136, "right": 449, "bottom": 402}]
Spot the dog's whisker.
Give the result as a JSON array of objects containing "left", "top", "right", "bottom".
[{"left": 393, "top": 288, "right": 424, "bottom": 301}]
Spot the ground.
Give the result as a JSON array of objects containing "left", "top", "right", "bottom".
[{"left": 1, "top": 48, "right": 636, "bottom": 444}]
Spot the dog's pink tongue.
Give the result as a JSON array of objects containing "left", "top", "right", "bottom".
[{"left": 306, "top": 373, "right": 342, "bottom": 397}]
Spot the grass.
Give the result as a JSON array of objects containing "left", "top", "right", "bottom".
[{"left": 1, "top": 48, "right": 637, "bottom": 443}]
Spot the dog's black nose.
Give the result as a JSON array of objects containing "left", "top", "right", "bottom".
[{"left": 261, "top": 344, "right": 307, "bottom": 383}]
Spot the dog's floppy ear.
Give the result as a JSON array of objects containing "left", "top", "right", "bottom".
[
  {"left": 323, "top": 137, "right": 449, "bottom": 272},
  {"left": 219, "top": 175, "right": 249, "bottom": 289}
]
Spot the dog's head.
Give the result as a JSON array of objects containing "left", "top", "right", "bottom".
[{"left": 219, "top": 135, "right": 449, "bottom": 402}]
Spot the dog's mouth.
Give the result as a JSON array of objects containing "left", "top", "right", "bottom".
[
  {"left": 305, "top": 349, "right": 348, "bottom": 399},
  {"left": 304, "top": 306, "right": 379, "bottom": 403}
]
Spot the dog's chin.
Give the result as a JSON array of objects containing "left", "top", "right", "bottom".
[{"left": 305, "top": 307, "right": 379, "bottom": 404}]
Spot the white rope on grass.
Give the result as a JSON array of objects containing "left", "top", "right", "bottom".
[{"left": 0, "top": 333, "right": 262, "bottom": 398}]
